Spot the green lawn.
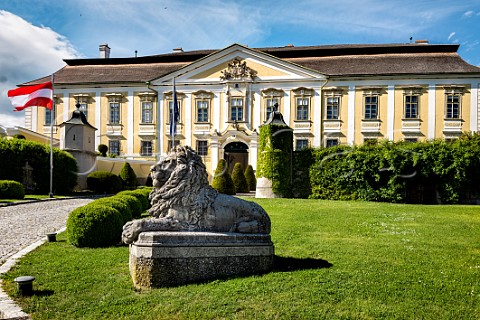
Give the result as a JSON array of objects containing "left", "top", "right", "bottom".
[{"left": 2, "top": 199, "right": 480, "bottom": 319}]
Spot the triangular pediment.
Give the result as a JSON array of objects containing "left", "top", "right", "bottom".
[{"left": 151, "top": 44, "right": 326, "bottom": 85}]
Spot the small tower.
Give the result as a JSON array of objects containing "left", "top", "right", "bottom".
[
  {"left": 59, "top": 103, "right": 97, "bottom": 189},
  {"left": 256, "top": 104, "right": 293, "bottom": 198}
]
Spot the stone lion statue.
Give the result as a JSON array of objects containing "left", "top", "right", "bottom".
[{"left": 122, "top": 145, "right": 271, "bottom": 244}]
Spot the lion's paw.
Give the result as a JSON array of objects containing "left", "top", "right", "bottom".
[{"left": 122, "top": 220, "right": 144, "bottom": 244}]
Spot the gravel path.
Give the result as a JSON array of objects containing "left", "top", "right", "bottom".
[{"left": 0, "top": 198, "right": 93, "bottom": 264}]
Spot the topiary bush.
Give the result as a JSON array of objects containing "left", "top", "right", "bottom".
[
  {"left": 111, "top": 194, "right": 143, "bottom": 218},
  {"left": 86, "top": 171, "right": 122, "bottom": 194},
  {"left": 232, "top": 163, "right": 249, "bottom": 193},
  {"left": 66, "top": 204, "right": 123, "bottom": 248},
  {"left": 91, "top": 197, "right": 132, "bottom": 224},
  {"left": 117, "top": 190, "right": 149, "bottom": 211},
  {"left": 98, "top": 144, "right": 108, "bottom": 157},
  {"left": 0, "top": 180, "right": 25, "bottom": 199},
  {"left": 244, "top": 165, "right": 256, "bottom": 191},
  {"left": 119, "top": 162, "right": 138, "bottom": 190},
  {"left": 211, "top": 159, "right": 235, "bottom": 195}
]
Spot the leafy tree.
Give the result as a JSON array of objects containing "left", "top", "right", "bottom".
[
  {"left": 211, "top": 159, "right": 235, "bottom": 195},
  {"left": 232, "top": 163, "right": 249, "bottom": 193}
]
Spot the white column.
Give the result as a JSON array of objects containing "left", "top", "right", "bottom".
[
  {"left": 428, "top": 84, "right": 436, "bottom": 140},
  {"left": 94, "top": 91, "right": 101, "bottom": 147},
  {"left": 213, "top": 92, "right": 221, "bottom": 130},
  {"left": 158, "top": 95, "right": 164, "bottom": 156},
  {"left": 283, "top": 91, "right": 291, "bottom": 125},
  {"left": 249, "top": 139, "right": 258, "bottom": 170},
  {"left": 347, "top": 85, "right": 355, "bottom": 145},
  {"left": 185, "top": 93, "right": 192, "bottom": 146},
  {"left": 313, "top": 89, "right": 322, "bottom": 147},
  {"left": 127, "top": 90, "right": 134, "bottom": 158},
  {"left": 387, "top": 84, "right": 395, "bottom": 140},
  {"left": 253, "top": 91, "right": 261, "bottom": 130},
  {"left": 210, "top": 139, "right": 219, "bottom": 175},
  {"left": 63, "top": 92, "right": 70, "bottom": 122},
  {"left": 470, "top": 82, "right": 479, "bottom": 132},
  {"left": 31, "top": 107, "right": 38, "bottom": 133}
]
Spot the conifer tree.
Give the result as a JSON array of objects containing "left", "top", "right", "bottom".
[
  {"left": 211, "top": 159, "right": 236, "bottom": 195},
  {"left": 244, "top": 164, "right": 257, "bottom": 191},
  {"left": 119, "top": 162, "right": 138, "bottom": 190},
  {"left": 232, "top": 162, "right": 249, "bottom": 193}
]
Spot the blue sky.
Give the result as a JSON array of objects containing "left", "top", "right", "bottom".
[{"left": 1, "top": 0, "right": 480, "bottom": 127}]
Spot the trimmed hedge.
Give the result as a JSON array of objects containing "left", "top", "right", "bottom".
[
  {"left": 0, "top": 180, "right": 25, "bottom": 199},
  {"left": 119, "top": 162, "right": 138, "bottom": 190},
  {"left": 232, "top": 163, "right": 249, "bottom": 193},
  {"left": 66, "top": 204, "right": 123, "bottom": 248},
  {"left": 244, "top": 165, "right": 256, "bottom": 192},
  {"left": 111, "top": 194, "right": 143, "bottom": 218},
  {"left": 212, "top": 159, "right": 235, "bottom": 195},
  {"left": 0, "top": 138, "right": 77, "bottom": 194},
  {"left": 86, "top": 171, "right": 122, "bottom": 194},
  {"left": 91, "top": 197, "right": 132, "bottom": 224},
  {"left": 117, "top": 190, "right": 149, "bottom": 211},
  {"left": 309, "top": 133, "right": 480, "bottom": 204}
]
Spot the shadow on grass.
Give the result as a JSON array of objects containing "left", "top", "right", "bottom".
[
  {"left": 32, "top": 289, "right": 55, "bottom": 297},
  {"left": 273, "top": 255, "right": 332, "bottom": 272}
]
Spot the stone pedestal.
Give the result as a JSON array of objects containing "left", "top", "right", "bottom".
[{"left": 129, "top": 231, "right": 274, "bottom": 289}]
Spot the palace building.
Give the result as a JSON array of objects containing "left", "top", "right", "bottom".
[{"left": 22, "top": 42, "right": 480, "bottom": 176}]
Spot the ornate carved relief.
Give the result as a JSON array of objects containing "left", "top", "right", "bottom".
[{"left": 220, "top": 58, "right": 257, "bottom": 81}]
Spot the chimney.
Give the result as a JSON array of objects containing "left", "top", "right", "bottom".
[
  {"left": 415, "top": 40, "right": 429, "bottom": 44},
  {"left": 173, "top": 47, "right": 184, "bottom": 53},
  {"left": 99, "top": 44, "right": 111, "bottom": 59}
]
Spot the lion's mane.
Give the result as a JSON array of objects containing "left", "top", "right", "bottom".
[{"left": 148, "top": 145, "right": 219, "bottom": 230}]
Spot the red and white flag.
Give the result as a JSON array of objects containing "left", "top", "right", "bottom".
[{"left": 8, "top": 81, "right": 53, "bottom": 112}]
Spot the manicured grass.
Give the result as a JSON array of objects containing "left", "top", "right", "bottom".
[
  {"left": 0, "top": 195, "right": 68, "bottom": 204},
  {"left": 2, "top": 199, "right": 480, "bottom": 319}
]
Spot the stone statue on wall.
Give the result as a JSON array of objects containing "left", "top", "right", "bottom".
[{"left": 122, "top": 145, "right": 271, "bottom": 244}]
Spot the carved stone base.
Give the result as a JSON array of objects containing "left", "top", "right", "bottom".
[{"left": 129, "top": 231, "right": 274, "bottom": 289}]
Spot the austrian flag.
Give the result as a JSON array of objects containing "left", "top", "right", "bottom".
[{"left": 8, "top": 81, "right": 53, "bottom": 112}]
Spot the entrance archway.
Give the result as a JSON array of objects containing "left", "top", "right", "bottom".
[{"left": 224, "top": 141, "right": 248, "bottom": 174}]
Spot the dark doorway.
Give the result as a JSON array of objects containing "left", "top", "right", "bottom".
[{"left": 224, "top": 142, "right": 248, "bottom": 174}]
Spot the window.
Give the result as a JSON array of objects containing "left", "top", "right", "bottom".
[
  {"left": 76, "top": 96, "right": 89, "bottom": 118},
  {"left": 196, "top": 140, "right": 208, "bottom": 156},
  {"left": 404, "top": 138, "right": 418, "bottom": 143},
  {"left": 326, "top": 97, "right": 339, "bottom": 120},
  {"left": 295, "top": 139, "right": 309, "bottom": 150},
  {"left": 196, "top": 100, "right": 209, "bottom": 123},
  {"left": 140, "top": 141, "right": 153, "bottom": 156},
  {"left": 167, "top": 140, "right": 180, "bottom": 151},
  {"left": 168, "top": 100, "right": 181, "bottom": 123},
  {"left": 44, "top": 106, "right": 56, "bottom": 125},
  {"left": 141, "top": 101, "right": 153, "bottom": 124},
  {"left": 326, "top": 139, "right": 339, "bottom": 147},
  {"left": 296, "top": 97, "right": 309, "bottom": 120},
  {"left": 404, "top": 95, "right": 419, "bottom": 119},
  {"left": 364, "top": 95, "right": 378, "bottom": 119},
  {"left": 109, "top": 96, "right": 121, "bottom": 124},
  {"left": 446, "top": 94, "right": 461, "bottom": 119},
  {"left": 266, "top": 98, "right": 278, "bottom": 121},
  {"left": 230, "top": 98, "right": 243, "bottom": 121},
  {"left": 109, "top": 140, "right": 120, "bottom": 156}
]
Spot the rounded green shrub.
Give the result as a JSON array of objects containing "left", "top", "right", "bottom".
[
  {"left": 117, "top": 190, "right": 149, "bottom": 211},
  {"left": 98, "top": 144, "right": 108, "bottom": 157},
  {"left": 212, "top": 159, "right": 235, "bottom": 195},
  {"left": 119, "top": 162, "right": 138, "bottom": 190},
  {"left": 92, "top": 197, "right": 132, "bottom": 224},
  {"left": 0, "top": 180, "right": 25, "bottom": 199},
  {"left": 244, "top": 165, "right": 257, "bottom": 191},
  {"left": 66, "top": 204, "right": 123, "bottom": 248},
  {"left": 111, "top": 194, "right": 143, "bottom": 218},
  {"left": 232, "top": 163, "right": 249, "bottom": 193},
  {"left": 87, "top": 171, "right": 122, "bottom": 194}
]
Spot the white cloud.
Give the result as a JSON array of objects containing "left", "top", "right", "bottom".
[
  {"left": 0, "top": 10, "right": 80, "bottom": 128},
  {"left": 463, "top": 10, "right": 475, "bottom": 18},
  {"left": 448, "top": 32, "right": 456, "bottom": 41}
]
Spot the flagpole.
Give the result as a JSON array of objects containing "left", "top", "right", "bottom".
[
  {"left": 49, "top": 74, "right": 54, "bottom": 198},
  {"left": 171, "top": 77, "right": 176, "bottom": 151}
]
